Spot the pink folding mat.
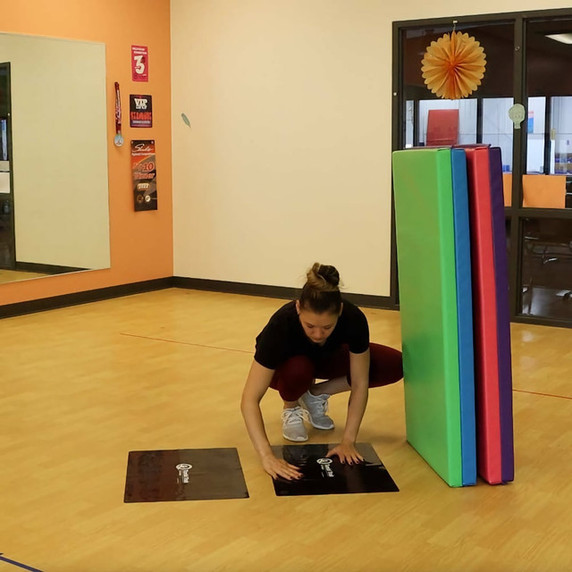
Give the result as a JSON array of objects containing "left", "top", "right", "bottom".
[{"left": 464, "top": 147, "right": 503, "bottom": 484}]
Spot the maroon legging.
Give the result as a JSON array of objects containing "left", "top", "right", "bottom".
[{"left": 269, "top": 343, "right": 403, "bottom": 401}]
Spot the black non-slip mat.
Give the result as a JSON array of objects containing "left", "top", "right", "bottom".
[
  {"left": 124, "top": 448, "right": 249, "bottom": 502},
  {"left": 271, "top": 443, "right": 399, "bottom": 496}
]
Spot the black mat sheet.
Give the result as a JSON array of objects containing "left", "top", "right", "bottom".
[
  {"left": 124, "top": 448, "right": 249, "bottom": 502},
  {"left": 271, "top": 443, "right": 399, "bottom": 496}
]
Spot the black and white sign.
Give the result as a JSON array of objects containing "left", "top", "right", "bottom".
[
  {"left": 129, "top": 94, "right": 152, "bottom": 128},
  {"left": 271, "top": 443, "right": 399, "bottom": 496},
  {"left": 124, "top": 448, "right": 249, "bottom": 502}
]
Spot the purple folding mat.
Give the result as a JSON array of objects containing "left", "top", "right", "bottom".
[{"left": 488, "top": 147, "right": 515, "bottom": 483}]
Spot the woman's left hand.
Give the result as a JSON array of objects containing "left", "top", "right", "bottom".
[{"left": 326, "top": 441, "right": 364, "bottom": 465}]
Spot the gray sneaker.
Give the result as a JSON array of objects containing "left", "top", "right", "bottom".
[
  {"left": 299, "top": 391, "right": 334, "bottom": 430},
  {"left": 281, "top": 406, "right": 308, "bottom": 442}
]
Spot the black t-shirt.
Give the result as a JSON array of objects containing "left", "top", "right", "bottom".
[{"left": 254, "top": 299, "right": 369, "bottom": 370}]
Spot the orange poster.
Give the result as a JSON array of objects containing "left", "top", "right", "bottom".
[{"left": 131, "top": 140, "right": 157, "bottom": 211}]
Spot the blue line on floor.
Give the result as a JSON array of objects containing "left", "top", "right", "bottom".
[{"left": 0, "top": 554, "right": 43, "bottom": 572}]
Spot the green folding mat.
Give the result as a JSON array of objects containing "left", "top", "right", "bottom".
[{"left": 392, "top": 148, "right": 463, "bottom": 487}]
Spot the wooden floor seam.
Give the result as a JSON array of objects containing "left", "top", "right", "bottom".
[
  {"left": 119, "top": 332, "right": 254, "bottom": 354},
  {"left": 511, "top": 387, "right": 572, "bottom": 400}
]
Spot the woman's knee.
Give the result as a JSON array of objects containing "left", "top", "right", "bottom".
[
  {"left": 368, "top": 343, "right": 403, "bottom": 387},
  {"left": 270, "top": 355, "right": 315, "bottom": 401},
  {"left": 279, "top": 355, "right": 315, "bottom": 382}
]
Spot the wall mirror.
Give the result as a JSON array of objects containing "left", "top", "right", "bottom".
[{"left": 0, "top": 32, "right": 110, "bottom": 285}]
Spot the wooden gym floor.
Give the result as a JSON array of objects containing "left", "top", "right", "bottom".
[{"left": 1, "top": 288, "right": 571, "bottom": 571}]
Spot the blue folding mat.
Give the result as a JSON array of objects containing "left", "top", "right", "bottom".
[
  {"left": 392, "top": 147, "right": 476, "bottom": 487},
  {"left": 450, "top": 148, "right": 477, "bottom": 486}
]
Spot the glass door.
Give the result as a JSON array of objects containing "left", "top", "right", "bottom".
[
  {"left": 400, "top": 22, "right": 515, "bottom": 150},
  {"left": 395, "top": 10, "right": 572, "bottom": 327},
  {"left": 397, "top": 20, "right": 515, "bottom": 309},
  {"left": 519, "top": 18, "right": 572, "bottom": 322}
]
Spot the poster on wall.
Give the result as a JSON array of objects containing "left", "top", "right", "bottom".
[
  {"left": 131, "top": 140, "right": 157, "bottom": 211},
  {"left": 131, "top": 45, "right": 149, "bottom": 82},
  {"left": 130, "top": 95, "right": 153, "bottom": 128}
]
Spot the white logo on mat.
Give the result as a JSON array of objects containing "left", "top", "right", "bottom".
[
  {"left": 176, "top": 463, "right": 193, "bottom": 484},
  {"left": 317, "top": 458, "right": 334, "bottom": 478}
]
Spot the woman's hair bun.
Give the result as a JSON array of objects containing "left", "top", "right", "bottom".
[
  {"left": 300, "top": 263, "right": 342, "bottom": 313},
  {"left": 306, "top": 262, "right": 340, "bottom": 291}
]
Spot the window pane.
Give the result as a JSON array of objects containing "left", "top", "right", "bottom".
[
  {"left": 526, "top": 96, "right": 546, "bottom": 174},
  {"left": 405, "top": 100, "right": 414, "bottom": 148},
  {"left": 417, "top": 99, "right": 477, "bottom": 146},
  {"left": 483, "top": 98, "right": 514, "bottom": 172},
  {"left": 552, "top": 96, "right": 572, "bottom": 178},
  {"left": 520, "top": 217, "right": 572, "bottom": 319},
  {"left": 400, "top": 22, "right": 515, "bottom": 198},
  {"left": 525, "top": 19, "right": 572, "bottom": 208}
]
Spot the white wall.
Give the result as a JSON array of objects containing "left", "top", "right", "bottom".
[{"left": 171, "top": 0, "right": 571, "bottom": 296}]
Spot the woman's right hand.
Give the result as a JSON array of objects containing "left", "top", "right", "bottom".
[
  {"left": 261, "top": 453, "right": 303, "bottom": 481},
  {"left": 241, "top": 361, "right": 302, "bottom": 481}
]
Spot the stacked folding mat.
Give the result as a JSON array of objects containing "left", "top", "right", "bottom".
[{"left": 391, "top": 145, "right": 514, "bottom": 487}]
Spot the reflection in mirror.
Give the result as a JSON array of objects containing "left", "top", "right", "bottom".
[{"left": 0, "top": 33, "right": 110, "bottom": 285}]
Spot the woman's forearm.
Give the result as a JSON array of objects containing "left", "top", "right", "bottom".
[
  {"left": 241, "top": 360, "right": 276, "bottom": 459},
  {"left": 241, "top": 398, "right": 274, "bottom": 459},
  {"left": 342, "top": 384, "right": 368, "bottom": 443}
]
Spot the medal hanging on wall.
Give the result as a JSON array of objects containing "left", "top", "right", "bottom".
[{"left": 114, "top": 81, "right": 124, "bottom": 146}]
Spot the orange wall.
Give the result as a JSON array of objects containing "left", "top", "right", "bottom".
[{"left": 0, "top": 0, "right": 172, "bottom": 306}]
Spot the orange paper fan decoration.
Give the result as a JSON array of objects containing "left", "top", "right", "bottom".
[{"left": 421, "top": 31, "right": 487, "bottom": 99}]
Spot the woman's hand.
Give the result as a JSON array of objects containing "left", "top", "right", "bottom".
[
  {"left": 261, "top": 453, "right": 303, "bottom": 481},
  {"left": 326, "top": 441, "right": 364, "bottom": 465}
]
